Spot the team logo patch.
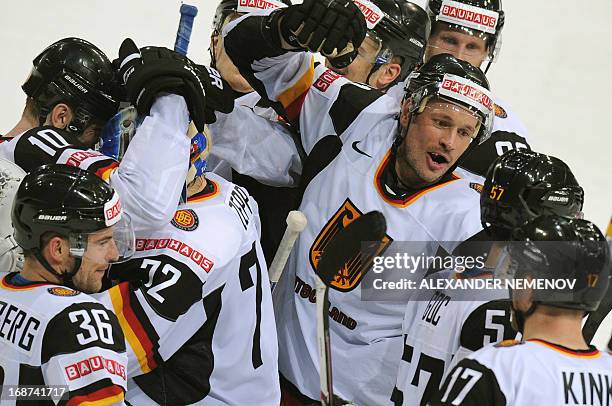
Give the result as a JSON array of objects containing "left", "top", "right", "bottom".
[
  {"left": 171, "top": 209, "right": 199, "bottom": 231},
  {"left": 310, "top": 199, "right": 392, "bottom": 292},
  {"left": 48, "top": 287, "right": 80, "bottom": 297},
  {"left": 494, "top": 103, "right": 508, "bottom": 118},
  {"left": 469, "top": 182, "right": 483, "bottom": 194}
]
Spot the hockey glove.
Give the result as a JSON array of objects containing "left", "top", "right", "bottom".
[
  {"left": 272, "top": 0, "right": 366, "bottom": 68},
  {"left": 195, "top": 65, "right": 237, "bottom": 124},
  {"left": 116, "top": 38, "right": 207, "bottom": 132}
]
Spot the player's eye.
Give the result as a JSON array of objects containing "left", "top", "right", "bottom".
[
  {"left": 441, "top": 35, "right": 458, "bottom": 46},
  {"left": 431, "top": 118, "right": 452, "bottom": 129},
  {"left": 458, "top": 128, "right": 473, "bottom": 138}
]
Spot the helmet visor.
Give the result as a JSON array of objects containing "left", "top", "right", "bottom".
[
  {"left": 416, "top": 96, "right": 485, "bottom": 142},
  {"left": 428, "top": 22, "right": 492, "bottom": 63},
  {"left": 69, "top": 212, "right": 135, "bottom": 265}
]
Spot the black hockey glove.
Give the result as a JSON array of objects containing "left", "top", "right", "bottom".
[
  {"left": 195, "top": 65, "right": 237, "bottom": 124},
  {"left": 115, "top": 38, "right": 207, "bottom": 132},
  {"left": 272, "top": 0, "right": 366, "bottom": 68}
]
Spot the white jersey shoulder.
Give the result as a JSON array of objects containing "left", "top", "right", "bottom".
[
  {"left": 492, "top": 95, "right": 529, "bottom": 140},
  {"left": 438, "top": 340, "right": 612, "bottom": 405},
  {"left": 0, "top": 276, "right": 127, "bottom": 403}
]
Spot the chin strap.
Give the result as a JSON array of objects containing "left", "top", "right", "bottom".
[
  {"left": 33, "top": 249, "right": 82, "bottom": 289},
  {"left": 511, "top": 301, "right": 538, "bottom": 335}
]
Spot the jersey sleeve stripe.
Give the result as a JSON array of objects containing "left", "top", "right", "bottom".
[
  {"left": 94, "top": 161, "right": 119, "bottom": 182},
  {"left": 66, "top": 384, "right": 124, "bottom": 406},
  {"left": 276, "top": 58, "right": 314, "bottom": 122},
  {"left": 109, "top": 283, "right": 158, "bottom": 373}
]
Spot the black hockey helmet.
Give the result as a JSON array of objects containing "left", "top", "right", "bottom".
[
  {"left": 508, "top": 215, "right": 610, "bottom": 313},
  {"left": 212, "top": 0, "right": 291, "bottom": 32},
  {"left": 401, "top": 53, "right": 493, "bottom": 146},
  {"left": 210, "top": 0, "right": 291, "bottom": 67},
  {"left": 426, "top": 0, "right": 504, "bottom": 71},
  {"left": 12, "top": 164, "right": 134, "bottom": 273},
  {"left": 22, "top": 37, "right": 120, "bottom": 135},
  {"left": 354, "top": 0, "right": 431, "bottom": 81},
  {"left": 481, "top": 149, "right": 584, "bottom": 237}
]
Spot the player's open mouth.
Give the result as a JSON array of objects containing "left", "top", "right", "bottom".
[{"left": 428, "top": 152, "right": 449, "bottom": 165}]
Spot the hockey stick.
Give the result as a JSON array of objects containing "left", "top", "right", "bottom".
[
  {"left": 271, "top": 136, "right": 341, "bottom": 283},
  {"left": 582, "top": 281, "right": 612, "bottom": 343},
  {"left": 315, "top": 211, "right": 387, "bottom": 405},
  {"left": 269, "top": 210, "right": 308, "bottom": 284},
  {"left": 174, "top": 4, "right": 198, "bottom": 55}
]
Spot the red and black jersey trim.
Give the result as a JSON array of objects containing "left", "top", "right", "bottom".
[
  {"left": 1, "top": 273, "right": 54, "bottom": 290},
  {"left": 374, "top": 150, "right": 460, "bottom": 208},
  {"left": 108, "top": 282, "right": 161, "bottom": 374},
  {"left": 187, "top": 179, "right": 220, "bottom": 203},
  {"left": 528, "top": 339, "right": 600, "bottom": 358},
  {"left": 133, "top": 284, "right": 225, "bottom": 405},
  {"left": 65, "top": 379, "right": 124, "bottom": 405}
]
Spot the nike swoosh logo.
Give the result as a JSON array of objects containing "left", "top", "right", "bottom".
[{"left": 351, "top": 141, "right": 371, "bottom": 158}]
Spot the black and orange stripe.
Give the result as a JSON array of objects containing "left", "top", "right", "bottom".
[
  {"left": 0, "top": 275, "right": 53, "bottom": 291},
  {"left": 529, "top": 339, "right": 601, "bottom": 359},
  {"left": 373, "top": 150, "right": 460, "bottom": 208},
  {"left": 91, "top": 160, "right": 119, "bottom": 182},
  {"left": 66, "top": 384, "right": 124, "bottom": 406},
  {"left": 277, "top": 58, "right": 315, "bottom": 123},
  {"left": 108, "top": 282, "right": 160, "bottom": 374},
  {"left": 188, "top": 179, "right": 220, "bottom": 203}
]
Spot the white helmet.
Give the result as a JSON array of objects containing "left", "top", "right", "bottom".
[{"left": 0, "top": 158, "right": 26, "bottom": 274}]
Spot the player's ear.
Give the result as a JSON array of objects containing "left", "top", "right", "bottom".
[
  {"left": 374, "top": 62, "right": 401, "bottom": 89},
  {"left": 46, "top": 103, "right": 74, "bottom": 129},
  {"left": 512, "top": 279, "right": 535, "bottom": 312},
  {"left": 43, "top": 235, "right": 70, "bottom": 266},
  {"left": 399, "top": 97, "right": 412, "bottom": 127}
]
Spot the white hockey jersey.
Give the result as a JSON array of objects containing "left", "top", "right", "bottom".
[
  {"left": 208, "top": 91, "right": 302, "bottom": 187},
  {"left": 0, "top": 94, "right": 190, "bottom": 234},
  {"left": 431, "top": 339, "right": 612, "bottom": 406},
  {"left": 224, "top": 13, "right": 483, "bottom": 406},
  {"left": 0, "top": 274, "right": 127, "bottom": 405},
  {"left": 393, "top": 270, "right": 516, "bottom": 406},
  {"left": 93, "top": 172, "right": 280, "bottom": 405}
]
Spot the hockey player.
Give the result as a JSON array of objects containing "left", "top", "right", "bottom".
[
  {"left": 323, "top": 0, "right": 430, "bottom": 91},
  {"left": 223, "top": 2, "right": 496, "bottom": 403},
  {"left": 91, "top": 146, "right": 280, "bottom": 404},
  {"left": 207, "top": 0, "right": 305, "bottom": 265},
  {"left": 208, "top": 1, "right": 430, "bottom": 266},
  {"left": 1, "top": 164, "right": 132, "bottom": 404},
  {"left": 0, "top": 37, "right": 209, "bottom": 236},
  {"left": 392, "top": 149, "right": 585, "bottom": 406},
  {"left": 431, "top": 215, "right": 612, "bottom": 405},
  {"left": 582, "top": 212, "right": 612, "bottom": 347},
  {"left": 425, "top": 0, "right": 530, "bottom": 180}
]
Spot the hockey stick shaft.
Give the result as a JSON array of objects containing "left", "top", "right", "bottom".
[
  {"left": 269, "top": 211, "right": 308, "bottom": 283},
  {"left": 174, "top": 4, "right": 198, "bottom": 55},
  {"left": 316, "top": 275, "right": 334, "bottom": 405}
]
